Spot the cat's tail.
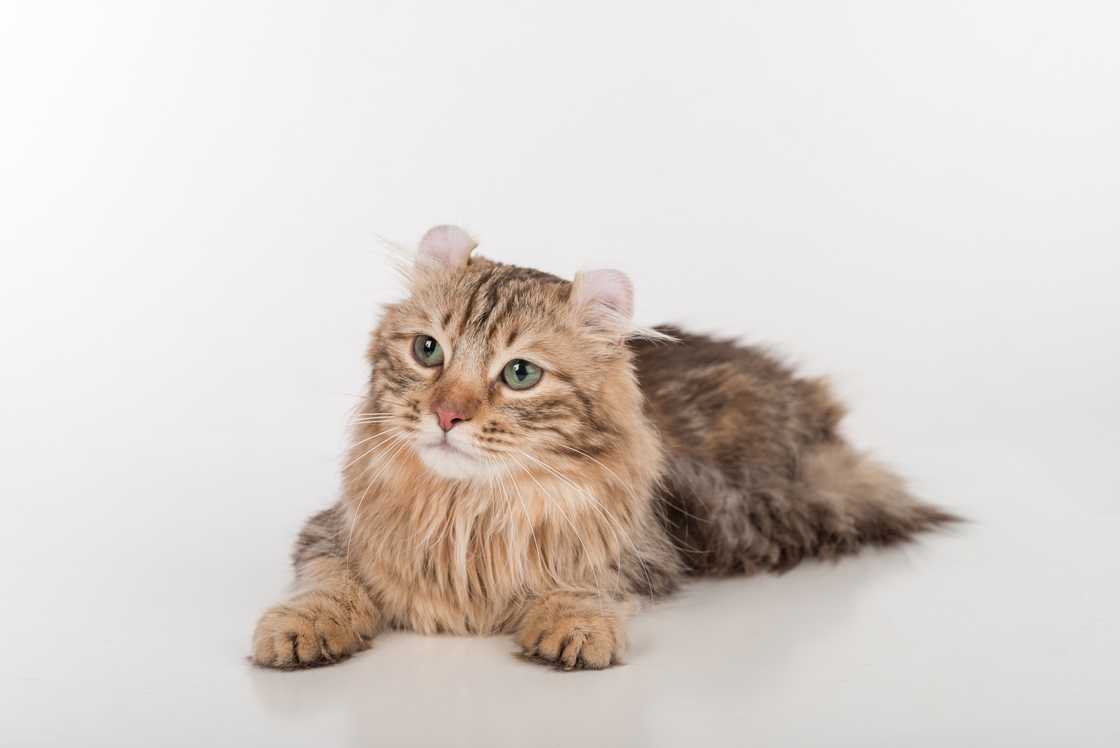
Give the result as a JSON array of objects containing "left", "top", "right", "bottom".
[
  {"left": 790, "top": 441, "right": 962, "bottom": 567},
  {"left": 659, "top": 441, "right": 962, "bottom": 576}
]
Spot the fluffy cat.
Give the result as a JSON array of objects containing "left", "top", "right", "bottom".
[{"left": 251, "top": 225, "right": 957, "bottom": 670}]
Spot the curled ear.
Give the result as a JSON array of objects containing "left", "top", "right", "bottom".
[
  {"left": 572, "top": 268, "right": 634, "bottom": 327},
  {"left": 417, "top": 225, "right": 477, "bottom": 270}
]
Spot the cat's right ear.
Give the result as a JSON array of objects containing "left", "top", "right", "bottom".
[
  {"left": 416, "top": 225, "right": 477, "bottom": 271},
  {"left": 572, "top": 269, "right": 634, "bottom": 321},
  {"left": 571, "top": 268, "right": 637, "bottom": 343}
]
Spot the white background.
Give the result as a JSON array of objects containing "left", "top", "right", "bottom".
[{"left": 2, "top": 1, "right": 1118, "bottom": 746}]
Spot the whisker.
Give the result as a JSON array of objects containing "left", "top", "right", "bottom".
[
  {"left": 482, "top": 457, "right": 524, "bottom": 587},
  {"left": 342, "top": 428, "right": 405, "bottom": 471},
  {"left": 554, "top": 443, "right": 706, "bottom": 558},
  {"left": 487, "top": 455, "right": 552, "bottom": 588},
  {"left": 344, "top": 432, "right": 412, "bottom": 561},
  {"left": 507, "top": 452, "right": 607, "bottom": 603},
  {"left": 515, "top": 449, "right": 654, "bottom": 600}
]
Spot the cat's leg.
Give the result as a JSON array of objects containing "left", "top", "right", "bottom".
[
  {"left": 515, "top": 591, "right": 634, "bottom": 670},
  {"left": 252, "top": 506, "right": 382, "bottom": 669}
]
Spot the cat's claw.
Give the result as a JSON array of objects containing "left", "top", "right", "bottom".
[{"left": 516, "top": 598, "right": 626, "bottom": 670}]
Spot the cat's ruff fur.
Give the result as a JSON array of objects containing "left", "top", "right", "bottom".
[{"left": 251, "top": 226, "right": 957, "bottom": 670}]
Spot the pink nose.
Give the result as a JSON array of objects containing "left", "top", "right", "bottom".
[{"left": 434, "top": 406, "right": 468, "bottom": 432}]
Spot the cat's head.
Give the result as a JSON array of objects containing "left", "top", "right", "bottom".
[{"left": 362, "top": 225, "right": 656, "bottom": 482}]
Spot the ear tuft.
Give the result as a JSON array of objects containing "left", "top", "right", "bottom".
[
  {"left": 417, "top": 225, "right": 477, "bottom": 270},
  {"left": 572, "top": 268, "right": 634, "bottom": 320}
]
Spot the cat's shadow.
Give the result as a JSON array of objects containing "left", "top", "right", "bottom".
[{"left": 245, "top": 546, "right": 932, "bottom": 743}]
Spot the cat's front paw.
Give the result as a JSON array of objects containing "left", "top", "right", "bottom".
[
  {"left": 251, "top": 592, "right": 374, "bottom": 669},
  {"left": 516, "top": 595, "right": 627, "bottom": 670}
]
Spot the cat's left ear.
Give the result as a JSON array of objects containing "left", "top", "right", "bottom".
[
  {"left": 572, "top": 269, "right": 633, "bottom": 319},
  {"left": 416, "top": 225, "right": 477, "bottom": 271},
  {"left": 572, "top": 269, "right": 634, "bottom": 339}
]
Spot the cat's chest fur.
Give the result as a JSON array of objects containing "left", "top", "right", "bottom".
[{"left": 343, "top": 473, "right": 624, "bottom": 635}]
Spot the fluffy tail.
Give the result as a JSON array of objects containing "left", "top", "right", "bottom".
[
  {"left": 795, "top": 442, "right": 960, "bottom": 561},
  {"left": 658, "top": 442, "right": 961, "bottom": 576}
]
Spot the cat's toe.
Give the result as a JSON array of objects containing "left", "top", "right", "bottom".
[
  {"left": 251, "top": 600, "right": 365, "bottom": 669},
  {"left": 561, "top": 629, "right": 616, "bottom": 669},
  {"left": 517, "top": 610, "right": 624, "bottom": 670}
]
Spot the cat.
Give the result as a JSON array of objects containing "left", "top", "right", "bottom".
[{"left": 251, "top": 225, "right": 958, "bottom": 670}]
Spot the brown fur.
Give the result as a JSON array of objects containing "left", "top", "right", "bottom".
[
  {"left": 251, "top": 244, "right": 958, "bottom": 670},
  {"left": 634, "top": 327, "right": 958, "bottom": 575}
]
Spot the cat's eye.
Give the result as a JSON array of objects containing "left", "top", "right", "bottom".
[
  {"left": 502, "top": 359, "right": 543, "bottom": 390},
  {"left": 412, "top": 335, "right": 444, "bottom": 367}
]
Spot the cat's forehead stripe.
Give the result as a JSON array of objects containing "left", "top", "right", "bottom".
[
  {"left": 455, "top": 267, "right": 495, "bottom": 337},
  {"left": 446, "top": 262, "right": 568, "bottom": 352}
]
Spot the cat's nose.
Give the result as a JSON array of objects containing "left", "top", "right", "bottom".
[{"left": 433, "top": 405, "right": 469, "bottom": 432}]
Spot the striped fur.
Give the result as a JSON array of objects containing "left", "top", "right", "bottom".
[{"left": 251, "top": 237, "right": 958, "bottom": 670}]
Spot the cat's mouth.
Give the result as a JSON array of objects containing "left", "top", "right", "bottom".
[
  {"left": 429, "top": 440, "right": 471, "bottom": 457},
  {"left": 415, "top": 435, "right": 488, "bottom": 479}
]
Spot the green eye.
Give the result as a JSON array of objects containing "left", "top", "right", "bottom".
[
  {"left": 502, "top": 359, "right": 543, "bottom": 390},
  {"left": 412, "top": 335, "right": 444, "bottom": 367}
]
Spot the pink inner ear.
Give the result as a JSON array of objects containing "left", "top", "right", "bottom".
[
  {"left": 417, "top": 225, "right": 477, "bottom": 269},
  {"left": 573, "top": 269, "right": 634, "bottom": 320}
]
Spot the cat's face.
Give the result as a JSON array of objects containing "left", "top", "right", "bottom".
[{"left": 364, "top": 226, "right": 640, "bottom": 481}]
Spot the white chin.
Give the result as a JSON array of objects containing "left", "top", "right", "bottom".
[{"left": 416, "top": 444, "right": 490, "bottom": 480}]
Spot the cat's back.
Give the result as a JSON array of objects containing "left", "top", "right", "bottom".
[
  {"left": 630, "top": 325, "right": 953, "bottom": 576},
  {"left": 630, "top": 325, "right": 851, "bottom": 574},
  {"left": 630, "top": 325, "right": 844, "bottom": 463}
]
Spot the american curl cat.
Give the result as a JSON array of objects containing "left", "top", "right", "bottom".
[{"left": 251, "top": 225, "right": 957, "bottom": 670}]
